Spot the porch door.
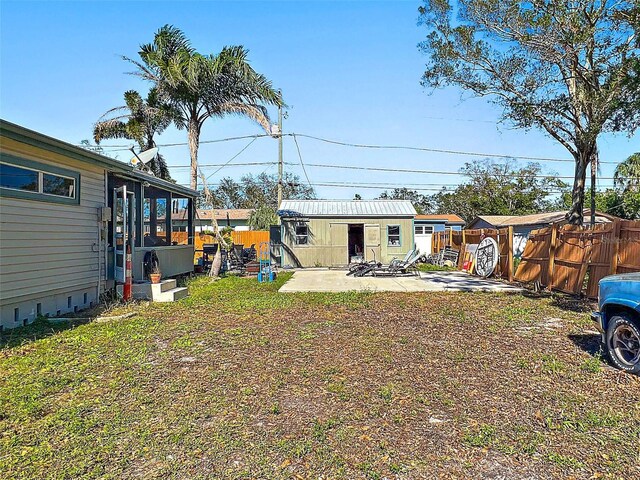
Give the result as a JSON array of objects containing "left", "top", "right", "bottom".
[
  {"left": 112, "top": 186, "right": 135, "bottom": 283},
  {"left": 329, "top": 223, "right": 348, "bottom": 266},
  {"left": 364, "top": 224, "right": 381, "bottom": 263}
]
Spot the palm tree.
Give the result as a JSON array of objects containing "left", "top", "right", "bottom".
[
  {"left": 614, "top": 153, "right": 640, "bottom": 191},
  {"left": 125, "top": 25, "right": 283, "bottom": 190},
  {"left": 94, "top": 88, "right": 177, "bottom": 180}
]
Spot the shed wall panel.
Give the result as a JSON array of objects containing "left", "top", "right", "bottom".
[{"left": 281, "top": 217, "right": 414, "bottom": 267}]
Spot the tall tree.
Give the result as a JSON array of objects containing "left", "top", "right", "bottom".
[
  {"left": 430, "top": 160, "right": 567, "bottom": 223},
  {"left": 126, "top": 25, "right": 283, "bottom": 190},
  {"left": 200, "top": 172, "right": 315, "bottom": 210},
  {"left": 418, "top": 1, "right": 640, "bottom": 224},
  {"left": 377, "top": 188, "right": 431, "bottom": 214},
  {"left": 93, "top": 88, "right": 176, "bottom": 180},
  {"left": 614, "top": 152, "right": 640, "bottom": 191}
]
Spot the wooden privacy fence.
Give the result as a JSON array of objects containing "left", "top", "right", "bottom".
[
  {"left": 515, "top": 220, "right": 640, "bottom": 298},
  {"left": 432, "top": 227, "right": 515, "bottom": 281},
  {"left": 171, "top": 230, "right": 270, "bottom": 264}
]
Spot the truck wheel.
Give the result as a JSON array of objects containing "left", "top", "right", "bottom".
[{"left": 605, "top": 314, "right": 640, "bottom": 375}]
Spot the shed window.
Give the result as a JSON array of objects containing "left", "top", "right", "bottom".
[
  {"left": 295, "top": 224, "right": 308, "bottom": 245},
  {"left": 387, "top": 225, "right": 400, "bottom": 246},
  {"left": 414, "top": 225, "right": 423, "bottom": 235}
]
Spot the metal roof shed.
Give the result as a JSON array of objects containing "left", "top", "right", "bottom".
[{"left": 277, "top": 200, "right": 417, "bottom": 268}]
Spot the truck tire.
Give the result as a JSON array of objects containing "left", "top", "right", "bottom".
[{"left": 605, "top": 314, "right": 640, "bottom": 375}]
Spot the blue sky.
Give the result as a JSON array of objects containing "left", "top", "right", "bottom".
[{"left": 1, "top": 0, "right": 637, "bottom": 199}]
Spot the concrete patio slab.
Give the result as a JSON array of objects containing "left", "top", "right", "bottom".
[{"left": 278, "top": 269, "right": 522, "bottom": 293}]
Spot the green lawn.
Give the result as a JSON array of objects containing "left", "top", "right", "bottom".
[{"left": 1, "top": 274, "right": 638, "bottom": 479}]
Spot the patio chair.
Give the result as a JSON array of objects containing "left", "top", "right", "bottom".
[
  {"left": 389, "top": 248, "right": 416, "bottom": 268},
  {"left": 369, "top": 250, "right": 422, "bottom": 277},
  {"left": 348, "top": 248, "right": 382, "bottom": 277}
]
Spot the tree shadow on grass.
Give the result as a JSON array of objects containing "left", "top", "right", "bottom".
[
  {"left": 518, "top": 287, "right": 595, "bottom": 313},
  {"left": 568, "top": 333, "right": 603, "bottom": 357},
  {"left": 0, "top": 317, "right": 90, "bottom": 350}
]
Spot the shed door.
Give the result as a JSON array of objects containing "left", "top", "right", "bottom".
[
  {"left": 364, "top": 224, "right": 381, "bottom": 262},
  {"left": 329, "top": 223, "right": 348, "bottom": 266}
]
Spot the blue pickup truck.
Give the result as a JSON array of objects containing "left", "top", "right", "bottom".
[{"left": 592, "top": 273, "right": 640, "bottom": 374}]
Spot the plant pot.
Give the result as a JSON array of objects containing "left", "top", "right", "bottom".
[{"left": 149, "top": 273, "right": 161, "bottom": 284}]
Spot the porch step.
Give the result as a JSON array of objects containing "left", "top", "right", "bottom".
[
  {"left": 117, "top": 280, "right": 188, "bottom": 303},
  {"left": 150, "top": 284, "right": 189, "bottom": 302},
  {"left": 160, "top": 279, "right": 177, "bottom": 292}
]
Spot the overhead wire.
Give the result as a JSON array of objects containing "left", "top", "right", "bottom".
[
  {"left": 292, "top": 134, "right": 313, "bottom": 188},
  {"left": 86, "top": 131, "right": 622, "bottom": 165},
  {"left": 204, "top": 137, "right": 257, "bottom": 181}
]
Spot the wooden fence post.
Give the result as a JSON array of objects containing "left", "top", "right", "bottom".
[
  {"left": 507, "top": 226, "right": 514, "bottom": 282},
  {"left": 610, "top": 220, "right": 621, "bottom": 275},
  {"left": 547, "top": 223, "right": 558, "bottom": 291}
]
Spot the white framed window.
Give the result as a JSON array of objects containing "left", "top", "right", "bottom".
[
  {"left": 424, "top": 225, "right": 434, "bottom": 234},
  {"left": 0, "top": 156, "right": 78, "bottom": 204},
  {"left": 387, "top": 225, "right": 401, "bottom": 246},
  {"left": 295, "top": 224, "right": 309, "bottom": 245},
  {"left": 414, "top": 225, "right": 423, "bottom": 235}
]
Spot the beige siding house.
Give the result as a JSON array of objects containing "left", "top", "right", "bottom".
[
  {"left": 277, "top": 200, "right": 417, "bottom": 267},
  {"left": 0, "top": 120, "right": 198, "bottom": 330}
]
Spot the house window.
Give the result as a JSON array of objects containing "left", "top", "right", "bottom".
[
  {"left": 0, "top": 163, "right": 39, "bottom": 192},
  {"left": 0, "top": 154, "right": 79, "bottom": 204},
  {"left": 387, "top": 225, "right": 401, "bottom": 246},
  {"left": 42, "top": 172, "right": 75, "bottom": 198},
  {"left": 414, "top": 225, "right": 423, "bottom": 235},
  {"left": 424, "top": 225, "right": 434, "bottom": 234},
  {"left": 295, "top": 224, "right": 308, "bottom": 245},
  {"left": 144, "top": 186, "right": 170, "bottom": 247}
]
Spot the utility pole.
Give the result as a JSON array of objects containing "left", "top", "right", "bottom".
[
  {"left": 277, "top": 91, "right": 283, "bottom": 209},
  {"left": 590, "top": 147, "right": 598, "bottom": 226}
]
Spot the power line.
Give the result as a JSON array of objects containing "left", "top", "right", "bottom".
[
  {"left": 300, "top": 161, "right": 619, "bottom": 180},
  {"left": 292, "top": 134, "right": 313, "bottom": 188},
  {"left": 81, "top": 133, "right": 271, "bottom": 150},
  {"left": 292, "top": 133, "right": 620, "bottom": 165},
  {"left": 168, "top": 161, "right": 277, "bottom": 169},
  {"left": 88, "top": 131, "right": 622, "bottom": 165},
  {"left": 205, "top": 138, "right": 258, "bottom": 181},
  {"left": 177, "top": 179, "right": 615, "bottom": 194}
]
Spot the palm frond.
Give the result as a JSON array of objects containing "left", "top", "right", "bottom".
[
  {"left": 215, "top": 102, "right": 272, "bottom": 132},
  {"left": 93, "top": 119, "right": 128, "bottom": 144}
]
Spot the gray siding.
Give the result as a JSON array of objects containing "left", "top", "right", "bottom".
[{"left": 0, "top": 137, "right": 107, "bottom": 329}]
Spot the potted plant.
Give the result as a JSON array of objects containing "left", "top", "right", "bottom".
[{"left": 149, "top": 264, "right": 161, "bottom": 284}]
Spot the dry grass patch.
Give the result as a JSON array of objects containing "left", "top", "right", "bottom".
[{"left": 1, "top": 274, "right": 638, "bottom": 479}]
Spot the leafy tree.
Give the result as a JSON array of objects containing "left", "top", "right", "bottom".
[
  {"left": 418, "top": 1, "right": 640, "bottom": 225},
  {"left": 614, "top": 152, "right": 640, "bottom": 191},
  {"left": 126, "top": 25, "right": 283, "bottom": 189},
  {"left": 562, "top": 153, "right": 640, "bottom": 220},
  {"left": 377, "top": 188, "right": 431, "bottom": 214},
  {"left": 248, "top": 205, "right": 278, "bottom": 230},
  {"left": 93, "top": 88, "right": 176, "bottom": 179},
  {"left": 430, "top": 160, "right": 566, "bottom": 223},
  {"left": 200, "top": 172, "right": 315, "bottom": 209}
]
